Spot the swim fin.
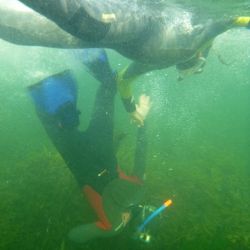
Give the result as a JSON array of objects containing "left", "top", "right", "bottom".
[
  {"left": 80, "top": 49, "right": 116, "bottom": 85},
  {"left": 28, "top": 70, "right": 80, "bottom": 129},
  {"left": 234, "top": 17, "right": 250, "bottom": 29}
]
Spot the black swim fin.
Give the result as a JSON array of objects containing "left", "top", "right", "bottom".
[{"left": 81, "top": 49, "right": 116, "bottom": 85}]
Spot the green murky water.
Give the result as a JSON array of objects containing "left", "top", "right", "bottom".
[{"left": 0, "top": 1, "right": 250, "bottom": 250}]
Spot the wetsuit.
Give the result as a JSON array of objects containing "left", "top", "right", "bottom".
[
  {"left": 28, "top": 50, "right": 147, "bottom": 245},
  {"left": 16, "top": 1, "right": 250, "bottom": 67}
]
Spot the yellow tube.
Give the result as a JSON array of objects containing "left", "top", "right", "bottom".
[{"left": 164, "top": 199, "right": 173, "bottom": 207}]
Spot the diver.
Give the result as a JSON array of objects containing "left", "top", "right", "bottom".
[
  {"left": 1, "top": 1, "right": 250, "bottom": 124},
  {"left": 13, "top": 1, "right": 250, "bottom": 71},
  {"left": 27, "top": 49, "right": 151, "bottom": 249}
]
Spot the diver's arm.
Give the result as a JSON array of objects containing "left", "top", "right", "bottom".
[
  {"left": 118, "top": 62, "right": 157, "bottom": 99},
  {"left": 133, "top": 124, "right": 147, "bottom": 180},
  {"left": 117, "top": 62, "right": 155, "bottom": 126},
  {"left": 0, "top": 5, "right": 85, "bottom": 48},
  {"left": 117, "top": 62, "right": 156, "bottom": 107}
]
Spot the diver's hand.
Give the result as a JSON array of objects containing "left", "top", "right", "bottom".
[{"left": 130, "top": 95, "right": 151, "bottom": 127}]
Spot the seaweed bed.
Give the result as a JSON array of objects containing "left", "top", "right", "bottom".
[{"left": 1, "top": 134, "right": 250, "bottom": 250}]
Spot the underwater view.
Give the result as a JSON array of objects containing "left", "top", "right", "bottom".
[{"left": 0, "top": 0, "right": 250, "bottom": 250}]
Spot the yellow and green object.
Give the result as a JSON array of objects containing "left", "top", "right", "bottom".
[
  {"left": 116, "top": 67, "right": 139, "bottom": 112},
  {"left": 234, "top": 16, "right": 250, "bottom": 28}
]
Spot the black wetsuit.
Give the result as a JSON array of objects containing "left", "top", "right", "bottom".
[
  {"left": 30, "top": 66, "right": 147, "bottom": 244},
  {"left": 34, "top": 69, "right": 146, "bottom": 194},
  {"left": 36, "top": 71, "right": 118, "bottom": 193},
  {"left": 17, "top": 0, "right": 236, "bottom": 76}
]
